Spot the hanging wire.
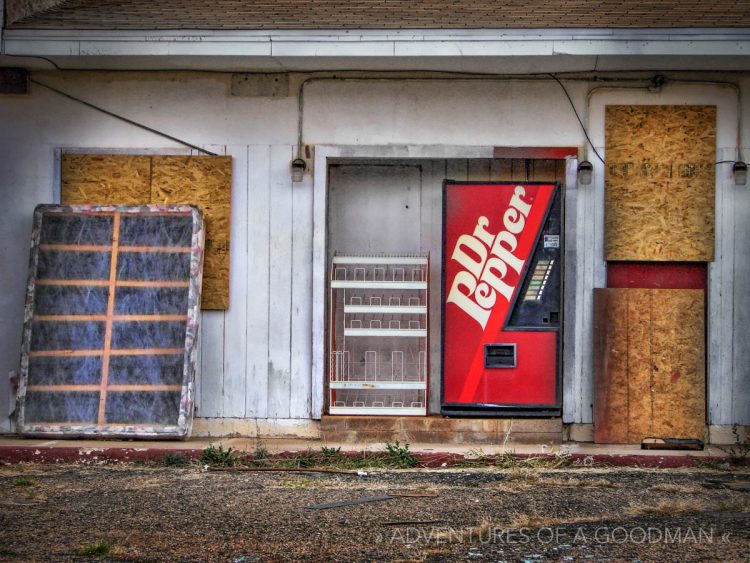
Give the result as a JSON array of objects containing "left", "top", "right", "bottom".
[
  {"left": 29, "top": 78, "right": 217, "bottom": 156},
  {"left": 548, "top": 74, "right": 605, "bottom": 164}
]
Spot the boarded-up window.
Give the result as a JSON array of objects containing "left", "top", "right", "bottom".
[
  {"left": 61, "top": 154, "right": 231, "bottom": 309},
  {"left": 604, "top": 106, "right": 716, "bottom": 261}
]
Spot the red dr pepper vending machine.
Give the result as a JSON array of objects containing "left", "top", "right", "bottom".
[{"left": 441, "top": 181, "right": 562, "bottom": 416}]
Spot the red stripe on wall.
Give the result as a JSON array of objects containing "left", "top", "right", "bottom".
[
  {"left": 607, "top": 262, "right": 707, "bottom": 290},
  {"left": 492, "top": 147, "right": 578, "bottom": 159}
]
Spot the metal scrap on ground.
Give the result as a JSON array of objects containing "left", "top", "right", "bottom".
[
  {"left": 386, "top": 491, "right": 439, "bottom": 498},
  {"left": 305, "top": 490, "right": 439, "bottom": 509},
  {"left": 208, "top": 466, "right": 356, "bottom": 475}
]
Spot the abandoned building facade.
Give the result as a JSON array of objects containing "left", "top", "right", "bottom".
[{"left": 0, "top": 1, "right": 748, "bottom": 445}]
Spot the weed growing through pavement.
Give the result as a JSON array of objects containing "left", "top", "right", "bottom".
[
  {"left": 163, "top": 453, "right": 190, "bottom": 467},
  {"left": 718, "top": 424, "right": 750, "bottom": 464},
  {"left": 200, "top": 444, "right": 240, "bottom": 467},
  {"left": 253, "top": 441, "right": 269, "bottom": 461},
  {"left": 320, "top": 446, "right": 343, "bottom": 458},
  {"left": 274, "top": 450, "right": 317, "bottom": 469},
  {"left": 384, "top": 441, "right": 419, "bottom": 468},
  {"left": 13, "top": 476, "right": 35, "bottom": 487},
  {"left": 79, "top": 540, "right": 121, "bottom": 557}
]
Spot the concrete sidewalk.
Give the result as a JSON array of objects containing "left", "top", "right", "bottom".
[{"left": 0, "top": 435, "right": 737, "bottom": 468}]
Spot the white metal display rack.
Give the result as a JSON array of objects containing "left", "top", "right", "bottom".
[{"left": 328, "top": 253, "right": 429, "bottom": 416}]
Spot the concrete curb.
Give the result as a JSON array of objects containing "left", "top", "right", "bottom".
[{"left": 0, "top": 444, "right": 741, "bottom": 469}]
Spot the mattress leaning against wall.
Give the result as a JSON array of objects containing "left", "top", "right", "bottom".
[{"left": 15, "top": 204, "right": 205, "bottom": 439}]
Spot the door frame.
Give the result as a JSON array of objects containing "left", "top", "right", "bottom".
[{"left": 311, "top": 145, "right": 583, "bottom": 419}]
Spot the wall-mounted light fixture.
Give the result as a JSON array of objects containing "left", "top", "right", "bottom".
[
  {"left": 733, "top": 161, "right": 747, "bottom": 186},
  {"left": 291, "top": 158, "right": 307, "bottom": 183},
  {"left": 577, "top": 160, "right": 593, "bottom": 185}
]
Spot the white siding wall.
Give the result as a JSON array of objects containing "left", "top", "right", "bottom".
[{"left": 0, "top": 72, "right": 748, "bottom": 430}]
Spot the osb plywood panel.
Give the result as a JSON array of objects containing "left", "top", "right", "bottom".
[
  {"left": 604, "top": 105, "right": 716, "bottom": 261},
  {"left": 61, "top": 154, "right": 151, "bottom": 204},
  {"left": 151, "top": 156, "right": 232, "bottom": 310},
  {"left": 61, "top": 154, "right": 232, "bottom": 310},
  {"left": 593, "top": 289, "right": 629, "bottom": 443},
  {"left": 650, "top": 290, "right": 706, "bottom": 439},
  {"left": 627, "top": 290, "right": 653, "bottom": 442},
  {"left": 594, "top": 288, "right": 706, "bottom": 444},
  {"left": 198, "top": 203, "right": 231, "bottom": 309},
  {"left": 150, "top": 156, "right": 232, "bottom": 205}
]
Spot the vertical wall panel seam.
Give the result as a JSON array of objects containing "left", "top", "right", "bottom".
[
  {"left": 221, "top": 145, "right": 227, "bottom": 415},
  {"left": 710, "top": 157, "right": 721, "bottom": 424},
  {"left": 709, "top": 156, "right": 726, "bottom": 422},
  {"left": 220, "top": 144, "right": 229, "bottom": 418},
  {"left": 243, "top": 144, "right": 251, "bottom": 418},
  {"left": 265, "top": 147, "right": 272, "bottom": 418},
  {"left": 418, "top": 164, "right": 423, "bottom": 251},
  {"left": 730, "top": 146, "right": 750, "bottom": 425},
  {"left": 288, "top": 145, "right": 294, "bottom": 418},
  {"left": 736, "top": 154, "right": 744, "bottom": 424},
  {"left": 573, "top": 167, "right": 585, "bottom": 422},
  {"left": 221, "top": 313, "right": 227, "bottom": 413}
]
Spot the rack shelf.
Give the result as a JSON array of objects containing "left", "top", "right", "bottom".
[
  {"left": 343, "top": 328, "right": 427, "bottom": 337},
  {"left": 329, "top": 407, "right": 425, "bottom": 416},
  {"left": 330, "top": 280, "right": 427, "bottom": 290},
  {"left": 330, "top": 381, "right": 427, "bottom": 390},
  {"left": 344, "top": 305, "right": 426, "bottom": 314},
  {"left": 328, "top": 253, "right": 429, "bottom": 416}
]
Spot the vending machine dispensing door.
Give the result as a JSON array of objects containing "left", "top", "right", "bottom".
[{"left": 441, "top": 181, "right": 562, "bottom": 416}]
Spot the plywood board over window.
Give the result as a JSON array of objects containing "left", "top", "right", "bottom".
[
  {"left": 604, "top": 105, "right": 716, "bottom": 261},
  {"left": 61, "top": 154, "right": 232, "bottom": 309},
  {"left": 593, "top": 288, "right": 706, "bottom": 444}
]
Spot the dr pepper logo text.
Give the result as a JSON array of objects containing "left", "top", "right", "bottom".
[{"left": 446, "top": 185, "right": 532, "bottom": 329}]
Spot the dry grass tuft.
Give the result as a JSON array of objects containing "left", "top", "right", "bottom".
[
  {"left": 504, "top": 470, "right": 540, "bottom": 483},
  {"left": 649, "top": 483, "right": 701, "bottom": 494},
  {"left": 494, "top": 452, "right": 576, "bottom": 470},
  {"left": 626, "top": 499, "right": 703, "bottom": 517},
  {"left": 504, "top": 511, "right": 559, "bottom": 529},
  {"left": 275, "top": 477, "right": 320, "bottom": 489},
  {"left": 539, "top": 476, "right": 618, "bottom": 488},
  {"left": 78, "top": 540, "right": 123, "bottom": 557},
  {"left": 433, "top": 518, "right": 493, "bottom": 543},
  {"left": 494, "top": 472, "right": 618, "bottom": 492},
  {"left": 711, "top": 496, "right": 749, "bottom": 513},
  {"left": 491, "top": 470, "right": 538, "bottom": 492}
]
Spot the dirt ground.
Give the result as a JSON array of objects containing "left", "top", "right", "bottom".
[{"left": 0, "top": 463, "right": 748, "bottom": 562}]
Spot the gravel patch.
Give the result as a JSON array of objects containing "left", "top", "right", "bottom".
[{"left": 0, "top": 464, "right": 747, "bottom": 562}]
